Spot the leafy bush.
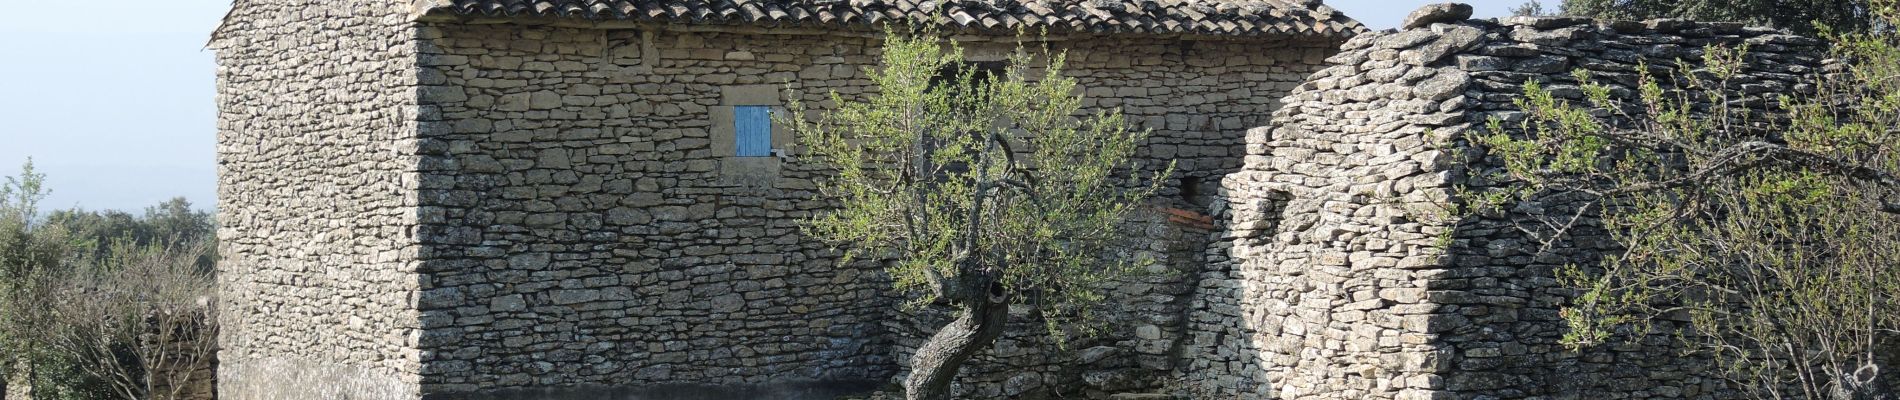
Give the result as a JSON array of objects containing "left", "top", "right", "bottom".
[
  {"left": 0, "top": 160, "right": 218, "bottom": 400},
  {"left": 1467, "top": 3, "right": 1900, "bottom": 398}
]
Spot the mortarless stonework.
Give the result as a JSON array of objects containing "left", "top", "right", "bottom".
[
  {"left": 405, "top": 23, "right": 1337, "bottom": 398},
  {"left": 1187, "top": 14, "right": 1825, "bottom": 400},
  {"left": 213, "top": 0, "right": 1835, "bottom": 398},
  {"left": 213, "top": 0, "right": 1341, "bottom": 398},
  {"left": 213, "top": 1, "right": 429, "bottom": 399}
]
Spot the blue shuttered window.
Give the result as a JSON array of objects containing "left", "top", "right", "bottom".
[{"left": 734, "top": 106, "right": 772, "bottom": 157}]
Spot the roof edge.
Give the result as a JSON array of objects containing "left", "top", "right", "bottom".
[
  {"left": 207, "top": 0, "right": 244, "bottom": 48},
  {"left": 415, "top": 0, "right": 1365, "bottom": 39},
  {"left": 413, "top": 0, "right": 457, "bottom": 21},
  {"left": 416, "top": 13, "right": 1358, "bottom": 43}
]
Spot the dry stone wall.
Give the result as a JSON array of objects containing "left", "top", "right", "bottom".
[
  {"left": 884, "top": 206, "right": 1220, "bottom": 399},
  {"left": 410, "top": 25, "right": 899, "bottom": 395},
  {"left": 406, "top": 21, "right": 1335, "bottom": 397},
  {"left": 211, "top": 1, "right": 428, "bottom": 399},
  {"left": 217, "top": 3, "right": 1838, "bottom": 399},
  {"left": 150, "top": 312, "right": 220, "bottom": 400},
  {"left": 1183, "top": 28, "right": 1465, "bottom": 399},
  {"left": 1189, "top": 13, "right": 1825, "bottom": 400},
  {"left": 1431, "top": 17, "right": 1822, "bottom": 400}
]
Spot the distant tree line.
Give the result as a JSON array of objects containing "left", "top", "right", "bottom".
[
  {"left": 45, "top": 197, "right": 215, "bottom": 272},
  {"left": 0, "top": 159, "right": 218, "bottom": 400}
]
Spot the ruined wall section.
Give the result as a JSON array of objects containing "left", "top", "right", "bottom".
[
  {"left": 1193, "top": 15, "right": 1825, "bottom": 400},
  {"left": 1422, "top": 17, "right": 1823, "bottom": 400},
  {"left": 211, "top": 1, "right": 428, "bottom": 399},
  {"left": 1182, "top": 23, "right": 1475, "bottom": 400},
  {"left": 407, "top": 22, "right": 1334, "bottom": 397}
]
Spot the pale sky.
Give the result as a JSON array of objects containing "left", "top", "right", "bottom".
[{"left": 0, "top": 0, "right": 1553, "bottom": 213}]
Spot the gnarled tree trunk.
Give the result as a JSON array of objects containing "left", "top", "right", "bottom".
[{"left": 904, "top": 298, "right": 1010, "bottom": 400}]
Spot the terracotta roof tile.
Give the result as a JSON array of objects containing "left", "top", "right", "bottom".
[{"left": 425, "top": 0, "right": 1362, "bottom": 37}]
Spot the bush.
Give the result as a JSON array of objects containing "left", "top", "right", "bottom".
[{"left": 0, "top": 160, "right": 218, "bottom": 400}]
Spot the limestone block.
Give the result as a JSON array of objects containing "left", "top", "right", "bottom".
[{"left": 1401, "top": 3, "right": 1474, "bottom": 29}]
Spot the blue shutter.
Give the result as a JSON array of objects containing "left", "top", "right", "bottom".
[{"left": 734, "top": 106, "right": 772, "bottom": 157}]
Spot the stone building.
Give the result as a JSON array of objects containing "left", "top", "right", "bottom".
[
  {"left": 209, "top": 0, "right": 1354, "bottom": 399},
  {"left": 1181, "top": 13, "right": 1827, "bottom": 400},
  {"left": 212, "top": 0, "right": 1833, "bottom": 399}
]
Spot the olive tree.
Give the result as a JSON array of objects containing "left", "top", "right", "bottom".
[
  {"left": 786, "top": 32, "right": 1167, "bottom": 400},
  {"left": 1465, "top": 3, "right": 1900, "bottom": 398}
]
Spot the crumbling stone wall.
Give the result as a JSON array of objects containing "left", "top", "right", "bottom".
[
  {"left": 150, "top": 310, "right": 220, "bottom": 400},
  {"left": 1434, "top": 17, "right": 1822, "bottom": 400},
  {"left": 211, "top": 1, "right": 428, "bottom": 399},
  {"left": 406, "top": 21, "right": 1336, "bottom": 397},
  {"left": 1189, "top": 14, "right": 1825, "bottom": 400},
  {"left": 1183, "top": 27, "right": 1467, "bottom": 399}
]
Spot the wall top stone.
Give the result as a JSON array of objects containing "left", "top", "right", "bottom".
[{"left": 1401, "top": 3, "right": 1473, "bottom": 29}]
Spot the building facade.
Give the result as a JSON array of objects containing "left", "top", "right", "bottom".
[
  {"left": 214, "top": 1, "right": 1831, "bottom": 399},
  {"left": 211, "top": 0, "right": 1353, "bottom": 398}
]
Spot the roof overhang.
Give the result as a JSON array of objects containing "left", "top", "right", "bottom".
[{"left": 409, "top": 0, "right": 1365, "bottom": 40}]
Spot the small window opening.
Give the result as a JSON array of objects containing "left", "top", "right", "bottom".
[
  {"left": 734, "top": 105, "right": 772, "bottom": 157},
  {"left": 1180, "top": 176, "right": 1205, "bottom": 204}
]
